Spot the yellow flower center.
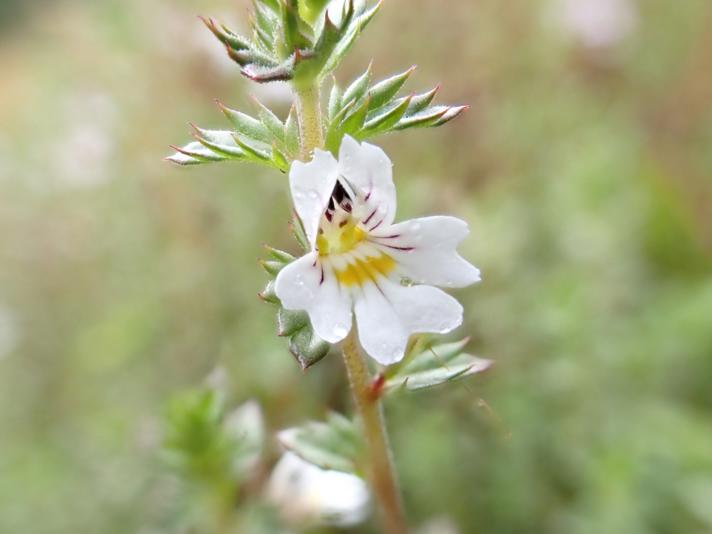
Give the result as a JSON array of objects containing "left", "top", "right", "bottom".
[
  {"left": 317, "top": 217, "right": 367, "bottom": 257},
  {"left": 334, "top": 254, "right": 397, "bottom": 287}
]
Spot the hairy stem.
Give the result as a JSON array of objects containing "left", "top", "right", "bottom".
[
  {"left": 295, "top": 82, "right": 324, "bottom": 158},
  {"left": 294, "top": 79, "right": 407, "bottom": 534},
  {"left": 342, "top": 330, "right": 408, "bottom": 534}
]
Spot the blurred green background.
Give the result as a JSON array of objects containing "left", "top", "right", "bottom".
[{"left": 1, "top": 0, "right": 711, "bottom": 532}]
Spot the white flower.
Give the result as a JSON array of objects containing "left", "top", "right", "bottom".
[
  {"left": 267, "top": 452, "right": 370, "bottom": 528},
  {"left": 275, "top": 136, "right": 481, "bottom": 365}
]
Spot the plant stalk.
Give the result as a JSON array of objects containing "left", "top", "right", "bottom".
[
  {"left": 295, "top": 82, "right": 324, "bottom": 158},
  {"left": 342, "top": 329, "right": 408, "bottom": 534},
  {"left": 294, "top": 82, "right": 407, "bottom": 533}
]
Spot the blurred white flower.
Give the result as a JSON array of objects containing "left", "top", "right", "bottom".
[
  {"left": 275, "top": 136, "right": 480, "bottom": 365},
  {"left": 559, "top": 0, "right": 637, "bottom": 49},
  {"left": 224, "top": 400, "right": 265, "bottom": 476},
  {"left": 51, "top": 92, "right": 117, "bottom": 188},
  {"left": 267, "top": 452, "right": 370, "bottom": 528}
]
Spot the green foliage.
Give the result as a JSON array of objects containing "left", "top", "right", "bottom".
[
  {"left": 162, "top": 390, "right": 264, "bottom": 486},
  {"left": 278, "top": 412, "right": 364, "bottom": 473},
  {"left": 199, "top": 0, "right": 380, "bottom": 84},
  {"left": 385, "top": 337, "right": 492, "bottom": 392},
  {"left": 166, "top": 101, "right": 298, "bottom": 169},
  {"left": 325, "top": 65, "right": 468, "bottom": 152},
  {"left": 259, "top": 244, "right": 332, "bottom": 370}
]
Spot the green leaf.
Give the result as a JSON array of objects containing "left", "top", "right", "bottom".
[
  {"left": 260, "top": 244, "right": 331, "bottom": 369},
  {"left": 322, "top": 1, "right": 381, "bottom": 74},
  {"left": 162, "top": 390, "right": 265, "bottom": 483},
  {"left": 277, "top": 308, "right": 308, "bottom": 337},
  {"left": 299, "top": 0, "right": 332, "bottom": 26},
  {"left": 291, "top": 216, "right": 309, "bottom": 251},
  {"left": 232, "top": 134, "right": 272, "bottom": 162},
  {"left": 288, "top": 324, "right": 331, "bottom": 369},
  {"left": 284, "top": 105, "right": 300, "bottom": 156},
  {"left": 277, "top": 412, "right": 363, "bottom": 473},
  {"left": 191, "top": 125, "right": 247, "bottom": 158},
  {"left": 432, "top": 105, "right": 469, "bottom": 126},
  {"left": 328, "top": 78, "right": 342, "bottom": 121},
  {"left": 252, "top": 97, "right": 286, "bottom": 144},
  {"left": 341, "top": 64, "right": 372, "bottom": 108},
  {"left": 166, "top": 141, "right": 227, "bottom": 165},
  {"left": 281, "top": 0, "right": 311, "bottom": 52},
  {"left": 340, "top": 95, "right": 370, "bottom": 136},
  {"left": 385, "top": 338, "right": 492, "bottom": 393},
  {"left": 216, "top": 101, "right": 272, "bottom": 144},
  {"left": 367, "top": 66, "right": 415, "bottom": 111},
  {"left": 406, "top": 86, "right": 439, "bottom": 114},
  {"left": 360, "top": 94, "right": 412, "bottom": 137},
  {"left": 394, "top": 105, "right": 450, "bottom": 130},
  {"left": 325, "top": 97, "right": 356, "bottom": 152}
]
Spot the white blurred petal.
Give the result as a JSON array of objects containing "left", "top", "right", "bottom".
[
  {"left": 559, "top": 0, "right": 637, "bottom": 49},
  {"left": 275, "top": 252, "right": 352, "bottom": 343},
  {"left": 224, "top": 400, "right": 265, "bottom": 476},
  {"left": 267, "top": 452, "right": 370, "bottom": 528}
]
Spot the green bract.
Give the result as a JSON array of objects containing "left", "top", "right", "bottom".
[
  {"left": 277, "top": 412, "right": 364, "bottom": 474},
  {"left": 259, "top": 243, "right": 331, "bottom": 370},
  {"left": 385, "top": 337, "right": 493, "bottom": 392}
]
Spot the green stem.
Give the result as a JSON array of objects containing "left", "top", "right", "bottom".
[
  {"left": 342, "top": 330, "right": 408, "bottom": 534},
  {"left": 295, "top": 82, "right": 324, "bottom": 159},
  {"left": 294, "top": 79, "right": 407, "bottom": 534}
]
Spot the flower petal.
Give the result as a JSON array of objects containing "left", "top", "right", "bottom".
[
  {"left": 354, "top": 279, "right": 464, "bottom": 365},
  {"left": 371, "top": 216, "right": 481, "bottom": 288},
  {"left": 338, "top": 135, "right": 396, "bottom": 231},
  {"left": 290, "top": 150, "right": 339, "bottom": 248},
  {"left": 275, "top": 252, "right": 353, "bottom": 343}
]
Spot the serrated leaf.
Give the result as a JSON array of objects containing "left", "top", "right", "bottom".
[
  {"left": 261, "top": 259, "right": 286, "bottom": 277},
  {"left": 325, "top": 97, "right": 356, "bottom": 152},
  {"left": 400, "top": 338, "right": 470, "bottom": 374},
  {"left": 167, "top": 141, "right": 226, "bottom": 165},
  {"left": 253, "top": 98, "right": 285, "bottom": 143},
  {"left": 258, "top": 279, "right": 278, "bottom": 303},
  {"left": 265, "top": 245, "right": 295, "bottom": 264},
  {"left": 385, "top": 338, "right": 492, "bottom": 393},
  {"left": 340, "top": 95, "right": 370, "bottom": 135},
  {"left": 299, "top": 0, "right": 332, "bottom": 26},
  {"left": 216, "top": 101, "right": 272, "bottom": 144},
  {"left": 322, "top": 1, "right": 381, "bottom": 74},
  {"left": 341, "top": 64, "right": 372, "bottom": 108},
  {"left": 360, "top": 94, "right": 412, "bottom": 137},
  {"left": 191, "top": 126, "right": 247, "bottom": 158},
  {"left": 406, "top": 86, "right": 439, "bottom": 114},
  {"left": 394, "top": 105, "right": 450, "bottom": 130},
  {"left": 432, "top": 105, "right": 469, "bottom": 126},
  {"left": 291, "top": 216, "right": 309, "bottom": 250},
  {"left": 282, "top": 0, "right": 311, "bottom": 51},
  {"left": 367, "top": 66, "right": 415, "bottom": 111},
  {"left": 328, "top": 79, "right": 342, "bottom": 121},
  {"left": 278, "top": 413, "right": 363, "bottom": 473},
  {"left": 232, "top": 134, "right": 272, "bottom": 162},
  {"left": 242, "top": 54, "right": 296, "bottom": 82},
  {"left": 278, "top": 308, "right": 309, "bottom": 337},
  {"left": 284, "top": 105, "right": 300, "bottom": 156},
  {"left": 288, "top": 325, "right": 331, "bottom": 369},
  {"left": 200, "top": 16, "right": 251, "bottom": 51},
  {"left": 272, "top": 145, "right": 289, "bottom": 171}
]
